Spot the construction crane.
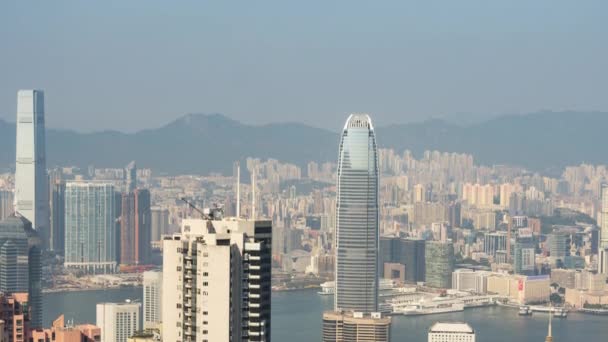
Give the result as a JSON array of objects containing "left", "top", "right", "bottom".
[{"left": 180, "top": 197, "right": 206, "bottom": 219}]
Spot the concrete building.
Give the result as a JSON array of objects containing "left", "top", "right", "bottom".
[
  {"left": 428, "top": 322, "right": 475, "bottom": 342},
  {"left": 64, "top": 182, "right": 117, "bottom": 273},
  {"left": 0, "top": 215, "right": 42, "bottom": 328},
  {"left": 599, "top": 184, "right": 608, "bottom": 275},
  {"left": 0, "top": 292, "right": 30, "bottom": 342},
  {"left": 14, "top": 90, "right": 49, "bottom": 247},
  {"left": 150, "top": 207, "right": 170, "bottom": 242},
  {"left": 0, "top": 190, "right": 14, "bottom": 222},
  {"left": 30, "top": 315, "right": 100, "bottom": 342},
  {"left": 120, "top": 189, "right": 151, "bottom": 265},
  {"left": 451, "top": 269, "right": 490, "bottom": 294},
  {"left": 322, "top": 311, "right": 391, "bottom": 342},
  {"left": 379, "top": 237, "right": 425, "bottom": 283},
  {"left": 162, "top": 212, "right": 272, "bottom": 342},
  {"left": 486, "top": 274, "right": 550, "bottom": 304},
  {"left": 49, "top": 180, "right": 66, "bottom": 253},
  {"left": 143, "top": 271, "right": 162, "bottom": 330},
  {"left": 425, "top": 241, "right": 455, "bottom": 288},
  {"left": 335, "top": 114, "right": 379, "bottom": 313},
  {"left": 96, "top": 301, "right": 140, "bottom": 342}
]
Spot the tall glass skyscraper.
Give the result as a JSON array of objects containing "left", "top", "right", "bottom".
[
  {"left": 14, "top": 90, "right": 50, "bottom": 247},
  {"left": 599, "top": 184, "right": 608, "bottom": 274},
  {"left": 334, "top": 114, "right": 379, "bottom": 313},
  {"left": 64, "top": 182, "right": 117, "bottom": 273}
]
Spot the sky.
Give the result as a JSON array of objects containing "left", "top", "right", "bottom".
[{"left": 1, "top": 0, "right": 607, "bottom": 132}]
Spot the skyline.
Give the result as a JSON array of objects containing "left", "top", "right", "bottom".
[{"left": 2, "top": 1, "right": 608, "bottom": 132}]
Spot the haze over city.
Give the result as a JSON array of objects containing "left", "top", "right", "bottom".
[
  {"left": 1, "top": 0, "right": 608, "bottom": 132},
  {"left": 1, "top": 2, "right": 608, "bottom": 342}
]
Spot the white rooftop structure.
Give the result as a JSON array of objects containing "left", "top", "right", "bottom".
[{"left": 428, "top": 322, "right": 475, "bottom": 342}]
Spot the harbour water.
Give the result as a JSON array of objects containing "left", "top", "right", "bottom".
[{"left": 44, "top": 287, "right": 607, "bottom": 341}]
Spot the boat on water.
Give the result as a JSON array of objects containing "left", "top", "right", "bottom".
[
  {"left": 527, "top": 306, "right": 568, "bottom": 318},
  {"left": 519, "top": 306, "right": 533, "bottom": 316},
  {"left": 393, "top": 301, "right": 465, "bottom": 316},
  {"left": 318, "top": 281, "right": 335, "bottom": 295}
]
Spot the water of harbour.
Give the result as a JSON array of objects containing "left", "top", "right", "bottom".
[{"left": 44, "top": 287, "right": 607, "bottom": 341}]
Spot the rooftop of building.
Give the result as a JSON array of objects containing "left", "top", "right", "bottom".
[
  {"left": 429, "top": 322, "right": 474, "bottom": 334},
  {"left": 322, "top": 311, "right": 391, "bottom": 324},
  {"left": 344, "top": 113, "right": 374, "bottom": 130}
]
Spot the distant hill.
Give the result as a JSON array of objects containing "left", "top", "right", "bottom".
[{"left": 0, "top": 111, "right": 607, "bottom": 174}]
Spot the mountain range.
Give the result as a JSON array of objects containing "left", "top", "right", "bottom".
[{"left": 0, "top": 111, "right": 606, "bottom": 175}]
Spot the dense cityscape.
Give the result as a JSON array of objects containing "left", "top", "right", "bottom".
[{"left": 0, "top": 90, "right": 606, "bottom": 342}]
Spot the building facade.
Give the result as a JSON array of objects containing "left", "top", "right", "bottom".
[
  {"left": 96, "top": 301, "right": 140, "bottom": 342},
  {"left": 425, "top": 241, "right": 455, "bottom": 289},
  {"left": 49, "top": 180, "right": 66, "bottom": 253},
  {"left": 162, "top": 214, "right": 272, "bottom": 341},
  {"left": 64, "top": 183, "right": 117, "bottom": 273},
  {"left": 14, "top": 90, "right": 49, "bottom": 247},
  {"left": 120, "top": 189, "right": 151, "bottom": 265},
  {"left": 143, "top": 271, "right": 162, "bottom": 330},
  {"left": 334, "top": 114, "right": 379, "bottom": 313},
  {"left": 0, "top": 215, "right": 42, "bottom": 328},
  {"left": 322, "top": 311, "right": 391, "bottom": 342},
  {"left": 428, "top": 322, "right": 475, "bottom": 342}
]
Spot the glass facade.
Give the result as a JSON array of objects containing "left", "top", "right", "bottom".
[
  {"left": 334, "top": 114, "right": 379, "bottom": 313},
  {"left": 64, "top": 183, "right": 116, "bottom": 273},
  {"left": 424, "top": 241, "right": 454, "bottom": 289}
]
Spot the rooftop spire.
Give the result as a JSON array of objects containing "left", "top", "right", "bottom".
[{"left": 545, "top": 307, "right": 553, "bottom": 342}]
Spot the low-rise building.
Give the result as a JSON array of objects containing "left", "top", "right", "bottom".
[
  {"left": 30, "top": 315, "right": 100, "bottom": 342},
  {"left": 428, "top": 322, "right": 475, "bottom": 342}
]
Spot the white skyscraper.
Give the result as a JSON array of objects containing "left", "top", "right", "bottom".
[
  {"left": 14, "top": 90, "right": 49, "bottom": 246},
  {"left": 96, "top": 301, "right": 141, "bottom": 342},
  {"left": 143, "top": 270, "right": 162, "bottom": 330},
  {"left": 334, "top": 114, "right": 379, "bottom": 313},
  {"left": 428, "top": 322, "right": 476, "bottom": 342},
  {"left": 162, "top": 209, "right": 272, "bottom": 342}
]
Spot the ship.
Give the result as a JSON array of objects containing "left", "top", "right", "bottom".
[
  {"left": 318, "top": 281, "right": 335, "bottom": 295},
  {"left": 393, "top": 300, "right": 465, "bottom": 316},
  {"left": 519, "top": 306, "right": 533, "bottom": 316}
]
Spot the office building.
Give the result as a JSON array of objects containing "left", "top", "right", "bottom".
[
  {"left": 322, "top": 311, "right": 391, "bottom": 342},
  {"left": 125, "top": 161, "right": 137, "bottom": 193},
  {"left": 600, "top": 184, "right": 608, "bottom": 275},
  {"left": 49, "top": 180, "right": 66, "bottom": 253},
  {"left": 334, "top": 114, "right": 379, "bottom": 313},
  {"left": 162, "top": 212, "right": 272, "bottom": 342},
  {"left": 483, "top": 232, "right": 507, "bottom": 258},
  {"left": 143, "top": 271, "right": 162, "bottom": 330},
  {"left": 64, "top": 183, "right": 117, "bottom": 273},
  {"left": 96, "top": 301, "right": 140, "bottom": 342},
  {"left": 451, "top": 269, "right": 490, "bottom": 294},
  {"left": 513, "top": 240, "right": 536, "bottom": 276},
  {"left": 379, "top": 237, "right": 425, "bottom": 283},
  {"left": 120, "top": 189, "right": 151, "bottom": 265},
  {"left": 0, "top": 190, "right": 14, "bottom": 221},
  {"left": 428, "top": 322, "right": 475, "bottom": 342},
  {"left": 14, "top": 90, "right": 49, "bottom": 247},
  {"left": 150, "top": 207, "right": 170, "bottom": 242},
  {"left": 425, "top": 241, "right": 454, "bottom": 288},
  {"left": 548, "top": 232, "right": 569, "bottom": 266},
  {"left": 0, "top": 215, "right": 42, "bottom": 329}
]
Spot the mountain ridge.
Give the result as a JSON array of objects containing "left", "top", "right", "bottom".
[{"left": 1, "top": 111, "right": 607, "bottom": 174}]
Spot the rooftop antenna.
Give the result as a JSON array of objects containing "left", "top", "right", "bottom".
[
  {"left": 546, "top": 305, "right": 553, "bottom": 342},
  {"left": 236, "top": 162, "right": 241, "bottom": 218},
  {"left": 251, "top": 167, "right": 256, "bottom": 220}
]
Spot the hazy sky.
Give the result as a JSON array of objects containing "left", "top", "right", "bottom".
[{"left": 1, "top": 0, "right": 607, "bottom": 132}]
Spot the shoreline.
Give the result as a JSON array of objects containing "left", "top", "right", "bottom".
[{"left": 43, "top": 285, "right": 142, "bottom": 294}]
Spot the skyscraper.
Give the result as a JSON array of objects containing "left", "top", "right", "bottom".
[
  {"left": 96, "top": 301, "right": 140, "bottom": 342},
  {"left": 162, "top": 212, "right": 272, "bottom": 342},
  {"left": 49, "top": 179, "right": 66, "bottom": 253},
  {"left": 125, "top": 161, "right": 137, "bottom": 193},
  {"left": 0, "top": 190, "right": 14, "bottom": 221},
  {"left": 64, "top": 182, "right": 117, "bottom": 273},
  {"left": 334, "top": 114, "right": 379, "bottom": 313},
  {"left": 599, "top": 184, "right": 608, "bottom": 275},
  {"left": 425, "top": 241, "right": 455, "bottom": 289},
  {"left": 14, "top": 90, "right": 49, "bottom": 247},
  {"left": 0, "top": 215, "right": 42, "bottom": 328},
  {"left": 150, "top": 207, "right": 170, "bottom": 242},
  {"left": 143, "top": 271, "right": 162, "bottom": 330},
  {"left": 120, "top": 189, "right": 151, "bottom": 265}
]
